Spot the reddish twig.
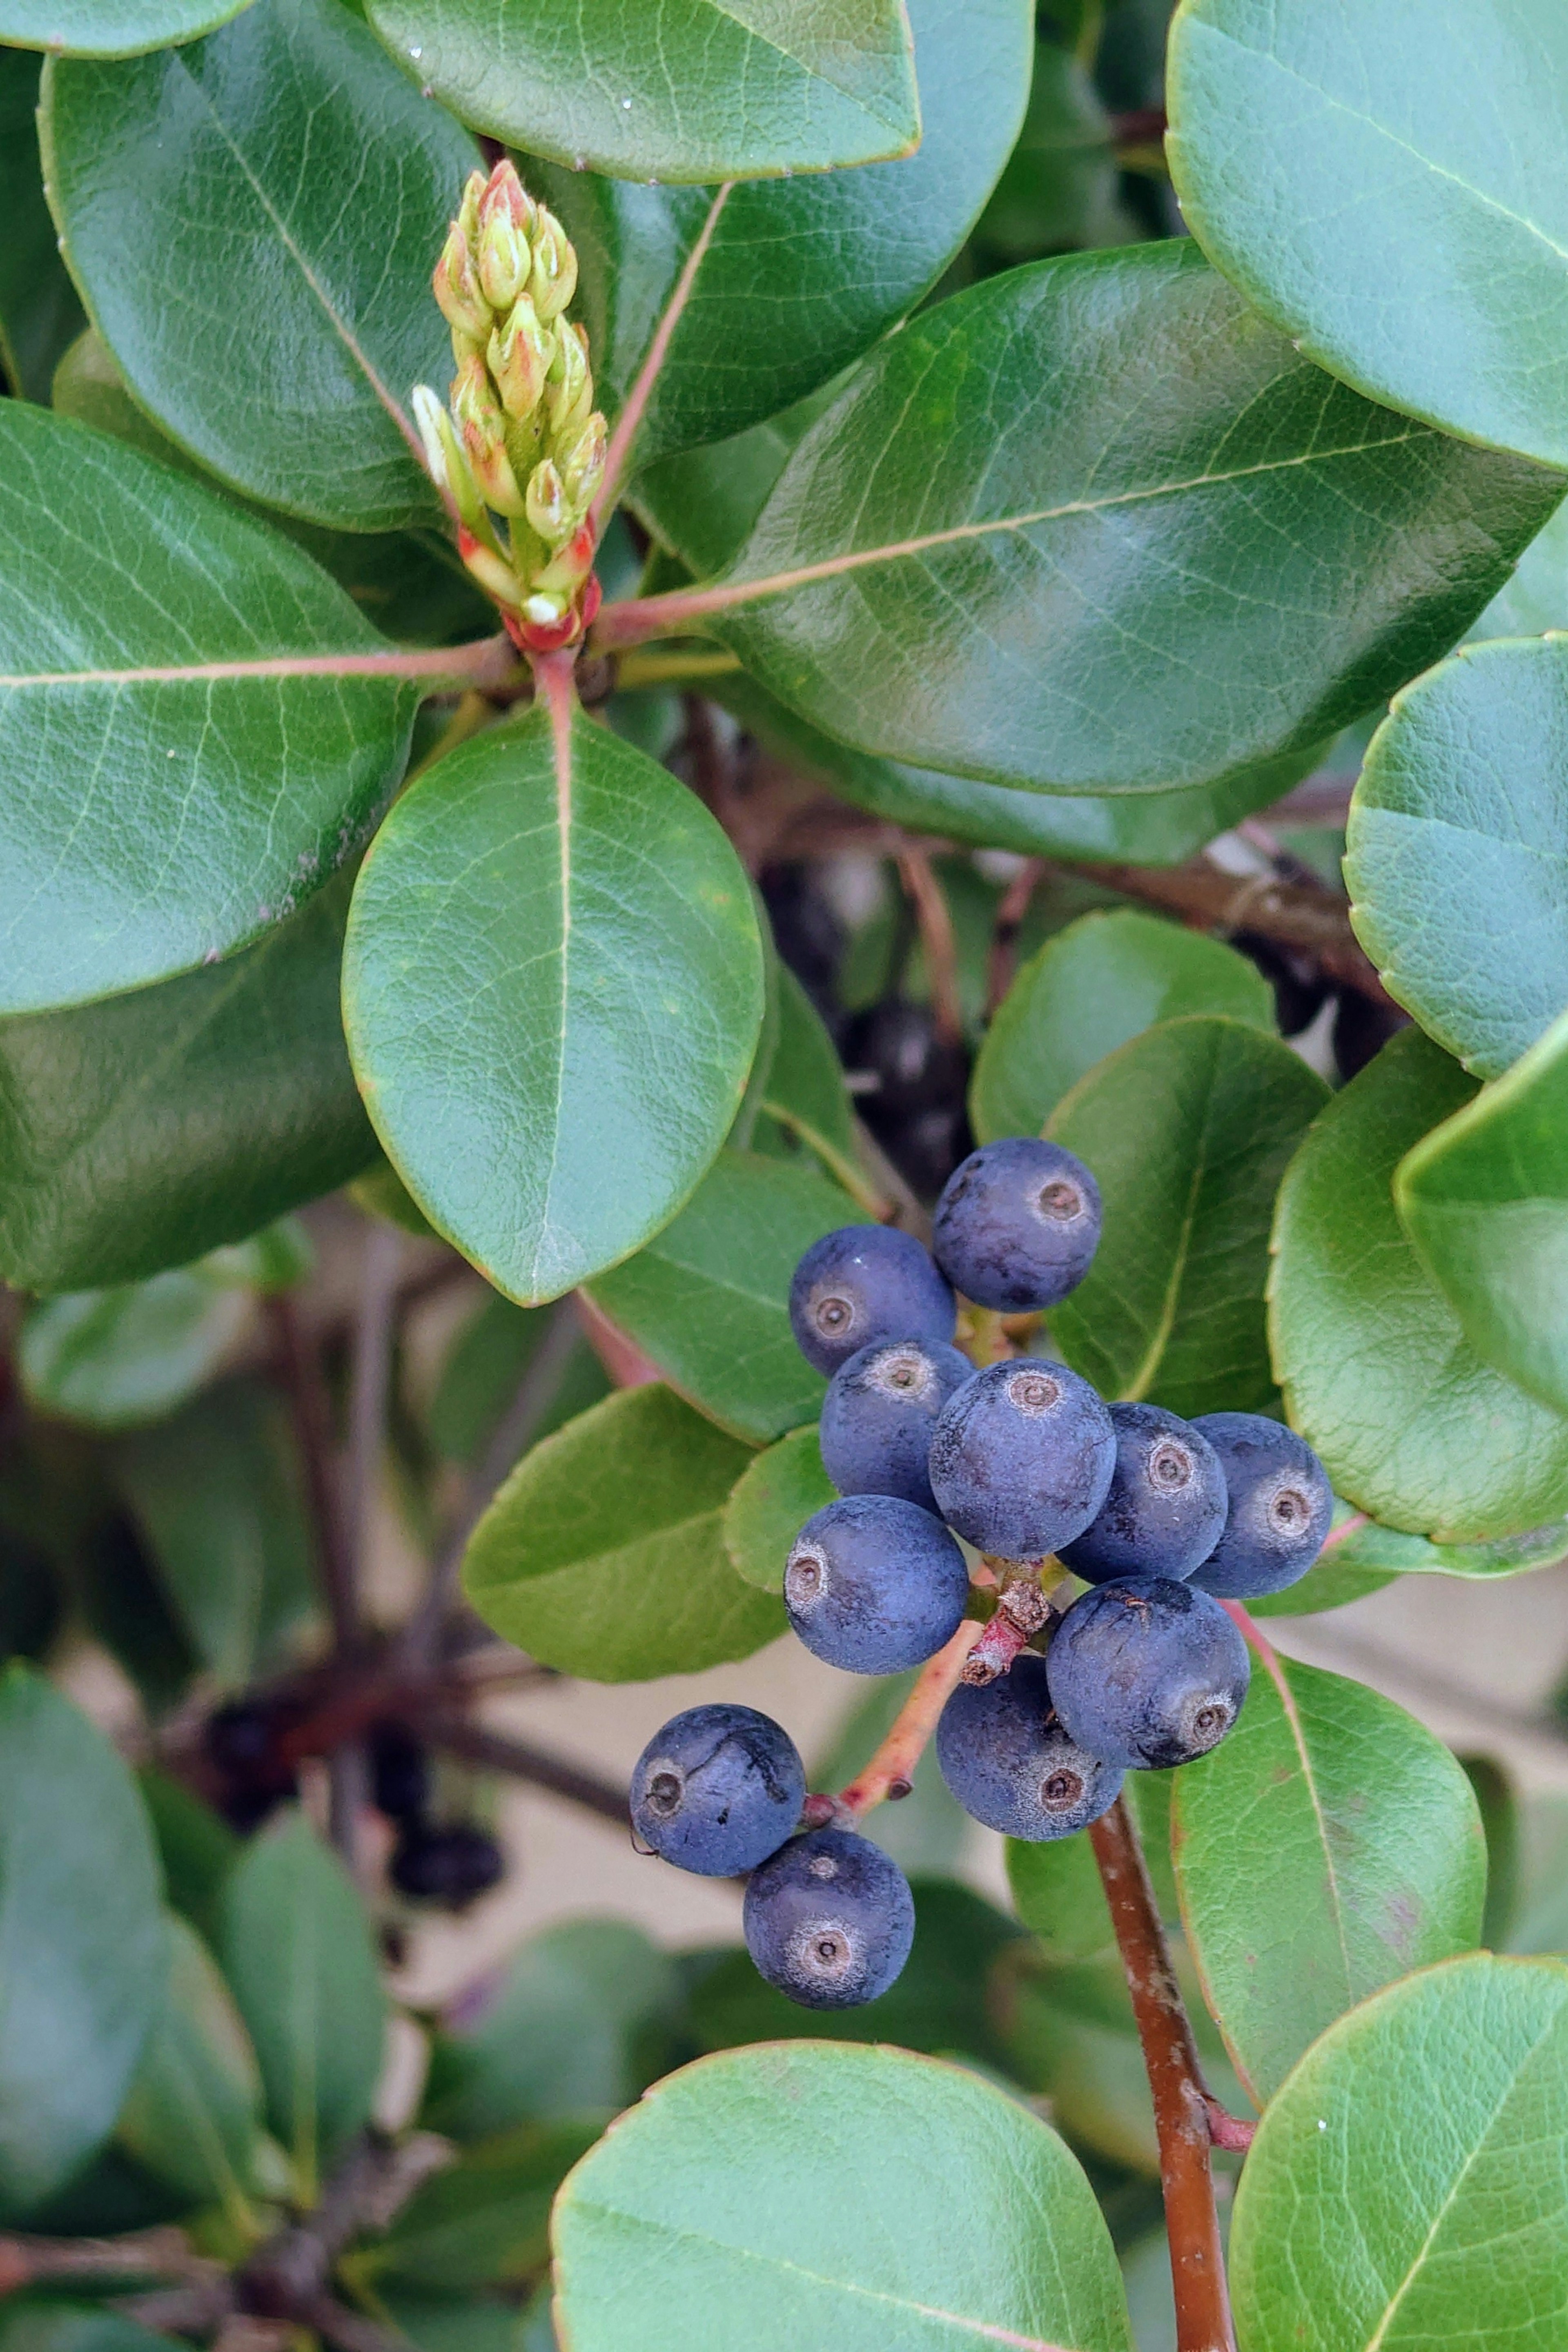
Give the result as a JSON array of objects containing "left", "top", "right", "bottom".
[
  {"left": 896, "top": 846, "right": 965, "bottom": 1046},
  {"left": 801, "top": 1622, "right": 984, "bottom": 1829},
  {"left": 592, "top": 183, "right": 733, "bottom": 530},
  {"left": 985, "top": 855, "right": 1045, "bottom": 1017},
  {"left": 265, "top": 1297, "right": 356, "bottom": 1656},
  {"left": 1089, "top": 1795, "right": 1241, "bottom": 2352}
]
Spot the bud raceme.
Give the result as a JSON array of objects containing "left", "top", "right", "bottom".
[{"left": 413, "top": 159, "right": 606, "bottom": 651}]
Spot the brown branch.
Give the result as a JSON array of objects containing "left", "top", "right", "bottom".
[
  {"left": 896, "top": 847, "right": 965, "bottom": 1045},
  {"left": 0, "top": 2229, "right": 217, "bottom": 2299},
  {"left": 1071, "top": 854, "right": 1390, "bottom": 1006},
  {"left": 425, "top": 1715, "right": 631, "bottom": 1828},
  {"left": 1089, "top": 1796, "right": 1240, "bottom": 2352},
  {"left": 266, "top": 1296, "right": 357, "bottom": 1655},
  {"left": 986, "top": 856, "right": 1045, "bottom": 1017},
  {"left": 813, "top": 1620, "right": 984, "bottom": 1820}
]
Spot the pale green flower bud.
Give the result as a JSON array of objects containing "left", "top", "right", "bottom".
[
  {"left": 532, "top": 517, "right": 596, "bottom": 593},
  {"left": 475, "top": 162, "right": 535, "bottom": 309},
  {"left": 557, "top": 412, "right": 608, "bottom": 512},
  {"left": 459, "top": 527, "right": 525, "bottom": 609},
  {"left": 452, "top": 354, "right": 527, "bottom": 516},
  {"left": 488, "top": 293, "right": 554, "bottom": 424},
  {"left": 457, "top": 169, "right": 486, "bottom": 248},
  {"left": 432, "top": 221, "right": 490, "bottom": 343},
  {"left": 529, "top": 207, "right": 578, "bottom": 324},
  {"left": 525, "top": 455, "right": 568, "bottom": 543},
  {"left": 546, "top": 321, "right": 592, "bottom": 442},
  {"left": 412, "top": 384, "right": 486, "bottom": 532}
]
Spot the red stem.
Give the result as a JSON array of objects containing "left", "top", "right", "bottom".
[
  {"left": 592, "top": 183, "right": 733, "bottom": 531},
  {"left": 1089, "top": 1796, "right": 1241, "bottom": 2352}
]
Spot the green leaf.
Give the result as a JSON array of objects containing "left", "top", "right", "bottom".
[
  {"left": 52, "top": 329, "right": 491, "bottom": 648},
  {"left": 1462, "top": 1757, "right": 1523, "bottom": 1954},
  {"left": 0, "top": 405, "right": 429, "bottom": 1017},
  {"left": 756, "top": 964, "right": 856, "bottom": 1168},
  {"left": 0, "top": 1666, "right": 165, "bottom": 2219},
  {"left": 1046, "top": 1014, "right": 1327, "bottom": 1417},
  {"left": 721, "top": 1422, "right": 836, "bottom": 1593},
  {"left": 623, "top": 243, "right": 1564, "bottom": 795},
  {"left": 973, "top": 911, "right": 1273, "bottom": 1144},
  {"left": 553, "top": 2042, "right": 1136, "bottom": 2352},
  {"left": 540, "top": 0, "right": 1027, "bottom": 468},
  {"left": 1472, "top": 499, "right": 1568, "bottom": 642},
  {"left": 1285, "top": 1504, "right": 1568, "bottom": 1592},
  {"left": 116, "top": 1914, "right": 270, "bottom": 2225},
  {"left": 1228, "top": 1953, "right": 1568, "bottom": 2352},
  {"left": 1396, "top": 1006, "right": 1568, "bottom": 1416},
  {"left": 0, "top": 0, "right": 252, "bottom": 51},
  {"left": 220, "top": 1811, "right": 388, "bottom": 2202},
  {"left": 1346, "top": 638, "right": 1568, "bottom": 1080},
  {"left": 1512, "top": 1796, "right": 1568, "bottom": 1956},
  {"left": 1270, "top": 1025, "right": 1568, "bottom": 1539},
  {"left": 462, "top": 1385, "right": 783, "bottom": 1679},
  {"left": 0, "top": 2318, "right": 186, "bottom": 2352},
  {"left": 423, "top": 1922, "right": 682, "bottom": 2140},
  {"left": 1167, "top": 0, "right": 1568, "bottom": 470},
  {"left": 427, "top": 1293, "right": 608, "bottom": 1468},
  {"left": 687, "top": 1880, "right": 1024, "bottom": 2062},
  {"left": 0, "top": 53, "right": 83, "bottom": 402},
  {"left": 343, "top": 707, "right": 764, "bottom": 1305},
  {"left": 710, "top": 666, "right": 1322, "bottom": 866},
  {"left": 975, "top": 38, "right": 1140, "bottom": 263},
  {"left": 584, "top": 1152, "right": 853, "bottom": 1443},
  {"left": 365, "top": 0, "right": 921, "bottom": 183},
  {"left": 43, "top": 0, "right": 478, "bottom": 529},
  {"left": 113, "top": 1378, "right": 317, "bottom": 1687},
  {"left": 0, "top": 872, "right": 377, "bottom": 1294},
  {"left": 19, "top": 1266, "right": 254, "bottom": 1432},
  {"left": 1172, "top": 1634, "right": 1485, "bottom": 2104},
  {"left": 370, "top": 2121, "right": 602, "bottom": 2291},
  {"left": 1006, "top": 1775, "right": 1179, "bottom": 1966},
  {"left": 138, "top": 1771, "right": 240, "bottom": 1953}
]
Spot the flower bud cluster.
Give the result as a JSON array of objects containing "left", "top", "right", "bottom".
[{"left": 413, "top": 161, "right": 608, "bottom": 654}]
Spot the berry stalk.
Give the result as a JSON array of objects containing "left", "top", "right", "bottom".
[{"left": 818, "top": 1617, "right": 984, "bottom": 1820}]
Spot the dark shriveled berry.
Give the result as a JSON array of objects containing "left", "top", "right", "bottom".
[
  {"left": 743, "top": 1826, "right": 915, "bottom": 2009},
  {"left": 818, "top": 1336, "right": 974, "bottom": 1514},
  {"left": 788, "top": 1224, "right": 956, "bottom": 1376},
  {"left": 935, "top": 1652, "right": 1123, "bottom": 1840},
  {"left": 390, "top": 1824, "right": 505, "bottom": 1908},
  {"left": 785, "top": 1494, "right": 970, "bottom": 1675},
  {"left": 1046, "top": 1576, "right": 1250, "bottom": 1771},
  {"left": 1058, "top": 1402, "right": 1228, "bottom": 1585},
  {"left": 927, "top": 1358, "right": 1116, "bottom": 1561},
  {"left": 1188, "top": 1414, "right": 1334, "bottom": 1599},
  {"left": 932, "top": 1137, "right": 1102, "bottom": 1314},
  {"left": 629, "top": 1704, "right": 805, "bottom": 1877}
]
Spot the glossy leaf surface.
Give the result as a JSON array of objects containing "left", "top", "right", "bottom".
[
  {"left": 1396, "top": 1006, "right": 1568, "bottom": 1416},
  {"left": 345, "top": 708, "right": 762, "bottom": 1305},
  {"left": 19, "top": 1268, "right": 253, "bottom": 1431},
  {"left": 1270, "top": 1025, "right": 1568, "bottom": 1538},
  {"left": 665, "top": 244, "right": 1562, "bottom": 794},
  {"left": 116, "top": 1913, "right": 269, "bottom": 2221},
  {"left": 0, "top": 53, "right": 83, "bottom": 402},
  {"left": 372, "top": 2120, "right": 599, "bottom": 2292},
  {"left": 1047, "top": 1015, "right": 1327, "bottom": 1417},
  {"left": 0, "top": 0, "right": 252, "bottom": 51},
  {"left": 721, "top": 1421, "right": 835, "bottom": 1592},
  {"left": 1168, "top": 0, "right": 1568, "bottom": 468},
  {"left": 0, "top": 405, "right": 418, "bottom": 1016},
  {"left": 463, "top": 1385, "right": 783, "bottom": 1679},
  {"left": 1229, "top": 1954, "right": 1568, "bottom": 2352},
  {"left": 553, "top": 2042, "right": 1136, "bottom": 2352},
  {"left": 365, "top": 0, "right": 921, "bottom": 183},
  {"left": 585, "top": 1152, "right": 852, "bottom": 1442},
  {"left": 0, "top": 1668, "right": 165, "bottom": 2220},
  {"left": 545, "top": 0, "right": 1027, "bottom": 467},
  {"left": 973, "top": 911, "right": 1273, "bottom": 1143},
  {"left": 1173, "top": 1634, "right": 1484, "bottom": 2103},
  {"left": 44, "top": 0, "right": 476, "bottom": 528},
  {"left": 220, "top": 1813, "right": 387, "bottom": 2201},
  {"left": 1347, "top": 637, "right": 1568, "bottom": 1078},
  {"left": 0, "top": 873, "right": 376, "bottom": 1294}
]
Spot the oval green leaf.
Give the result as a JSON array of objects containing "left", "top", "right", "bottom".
[
  {"left": 584, "top": 1153, "right": 854, "bottom": 1443},
  {"left": 0, "top": 872, "right": 376, "bottom": 1294},
  {"left": 1167, "top": 0, "right": 1568, "bottom": 469},
  {"left": 116, "top": 1913, "right": 270, "bottom": 2224},
  {"left": 1172, "top": 1629, "right": 1484, "bottom": 2104},
  {"left": 20, "top": 1267, "right": 254, "bottom": 1431},
  {"left": 0, "top": 405, "right": 427, "bottom": 1016},
  {"left": 344, "top": 706, "right": 764, "bottom": 1305},
  {"left": 722, "top": 1421, "right": 836, "bottom": 1593},
  {"left": 1229, "top": 1953, "right": 1568, "bottom": 2352},
  {"left": 1396, "top": 1005, "right": 1568, "bottom": 1416},
  {"left": 0, "top": 0, "right": 252, "bottom": 52},
  {"left": 553, "top": 2041, "right": 1136, "bottom": 2352},
  {"left": 1046, "top": 1014, "right": 1327, "bottom": 1418},
  {"left": 1270, "top": 1023, "right": 1568, "bottom": 1539},
  {"left": 755, "top": 962, "right": 857, "bottom": 1172},
  {"left": 462, "top": 1385, "right": 783, "bottom": 1680},
  {"left": 973, "top": 910, "right": 1274, "bottom": 1143},
  {"left": 545, "top": 0, "right": 1027, "bottom": 468},
  {"left": 0, "top": 53, "right": 83, "bottom": 403},
  {"left": 1347, "top": 637, "right": 1568, "bottom": 1080},
  {"left": 44, "top": 0, "right": 477, "bottom": 529},
  {"left": 619, "top": 243, "right": 1564, "bottom": 795},
  {"left": 366, "top": 0, "right": 920, "bottom": 184},
  {"left": 0, "top": 1666, "right": 165, "bottom": 2220},
  {"left": 220, "top": 1812, "right": 387, "bottom": 2203}
]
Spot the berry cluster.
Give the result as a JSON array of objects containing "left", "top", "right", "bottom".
[
  {"left": 371, "top": 1722, "right": 506, "bottom": 1911},
  {"left": 628, "top": 1137, "right": 1333, "bottom": 2009}
]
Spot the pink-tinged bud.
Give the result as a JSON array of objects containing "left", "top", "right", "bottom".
[
  {"left": 457, "top": 169, "right": 486, "bottom": 247},
  {"left": 458, "top": 526, "right": 524, "bottom": 611},
  {"left": 546, "top": 321, "right": 592, "bottom": 440},
  {"left": 479, "top": 158, "right": 532, "bottom": 235},
  {"left": 525, "top": 456, "right": 568, "bottom": 543},
  {"left": 532, "top": 516, "right": 597, "bottom": 594},
  {"left": 452, "top": 354, "right": 527, "bottom": 515},
  {"left": 433, "top": 221, "right": 490, "bottom": 341},
  {"left": 529, "top": 207, "right": 578, "bottom": 324},
  {"left": 476, "top": 208, "right": 530, "bottom": 312},
  {"left": 558, "top": 412, "right": 608, "bottom": 511},
  {"left": 488, "top": 293, "right": 553, "bottom": 423},
  {"left": 412, "top": 385, "right": 486, "bottom": 532}
]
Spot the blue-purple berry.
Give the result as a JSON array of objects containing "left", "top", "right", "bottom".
[
  {"left": 629, "top": 1704, "right": 805, "bottom": 1876},
  {"left": 1058, "top": 1402, "right": 1228, "bottom": 1585},
  {"left": 788, "top": 1224, "right": 955, "bottom": 1376},
  {"left": 1046, "top": 1576, "right": 1250, "bottom": 1771},
  {"left": 927, "top": 1358, "right": 1115, "bottom": 1561},
  {"left": 785, "top": 1494, "right": 969, "bottom": 1675},
  {"left": 743, "top": 1826, "right": 915, "bottom": 2009},
  {"left": 818, "top": 1336, "right": 974, "bottom": 1514},
  {"left": 1187, "top": 1414, "right": 1334, "bottom": 1599},
  {"left": 933, "top": 1137, "right": 1102, "bottom": 1314},
  {"left": 935, "top": 1652, "right": 1123, "bottom": 1840}
]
